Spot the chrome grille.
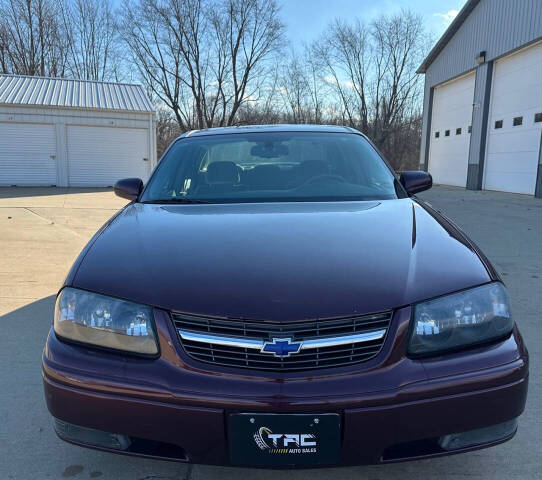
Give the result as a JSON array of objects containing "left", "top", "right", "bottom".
[{"left": 171, "top": 311, "right": 392, "bottom": 371}]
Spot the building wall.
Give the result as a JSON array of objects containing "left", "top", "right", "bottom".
[
  {"left": 0, "top": 105, "right": 155, "bottom": 186},
  {"left": 420, "top": 0, "right": 542, "bottom": 171}
]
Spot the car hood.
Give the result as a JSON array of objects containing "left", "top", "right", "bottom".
[{"left": 71, "top": 199, "right": 491, "bottom": 320}]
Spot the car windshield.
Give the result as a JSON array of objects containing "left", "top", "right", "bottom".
[{"left": 141, "top": 131, "right": 403, "bottom": 203}]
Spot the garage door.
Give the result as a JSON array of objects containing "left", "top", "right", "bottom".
[
  {"left": 428, "top": 72, "right": 475, "bottom": 187},
  {"left": 484, "top": 41, "right": 542, "bottom": 195},
  {"left": 0, "top": 123, "right": 57, "bottom": 186},
  {"left": 67, "top": 126, "right": 149, "bottom": 187}
]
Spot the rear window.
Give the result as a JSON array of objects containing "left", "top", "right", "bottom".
[{"left": 141, "top": 132, "right": 402, "bottom": 203}]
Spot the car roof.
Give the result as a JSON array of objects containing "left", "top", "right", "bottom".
[{"left": 179, "top": 124, "right": 360, "bottom": 138}]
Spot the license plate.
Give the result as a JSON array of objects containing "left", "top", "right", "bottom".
[{"left": 229, "top": 413, "right": 341, "bottom": 467}]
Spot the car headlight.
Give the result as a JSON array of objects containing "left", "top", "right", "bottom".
[
  {"left": 409, "top": 283, "right": 513, "bottom": 356},
  {"left": 54, "top": 288, "right": 158, "bottom": 355}
]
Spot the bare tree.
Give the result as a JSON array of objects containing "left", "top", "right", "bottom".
[
  {"left": 121, "top": 0, "right": 194, "bottom": 130},
  {"left": 236, "top": 61, "right": 280, "bottom": 125},
  {"left": 60, "top": 0, "right": 120, "bottom": 81},
  {"left": 0, "top": 22, "right": 9, "bottom": 73},
  {"left": 0, "top": 0, "right": 427, "bottom": 169},
  {"left": 312, "top": 19, "right": 371, "bottom": 131},
  {"left": 310, "top": 10, "right": 427, "bottom": 167},
  {"left": 0, "top": 0, "right": 68, "bottom": 76},
  {"left": 155, "top": 107, "right": 182, "bottom": 158},
  {"left": 121, "top": 0, "right": 284, "bottom": 130},
  {"left": 279, "top": 49, "right": 323, "bottom": 124},
  {"left": 221, "top": 0, "right": 284, "bottom": 125},
  {"left": 370, "top": 11, "right": 426, "bottom": 147}
]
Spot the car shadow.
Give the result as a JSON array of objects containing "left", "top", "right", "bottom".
[{"left": 0, "top": 295, "right": 188, "bottom": 479}]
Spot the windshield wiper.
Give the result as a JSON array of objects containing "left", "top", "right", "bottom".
[{"left": 142, "top": 198, "right": 213, "bottom": 204}]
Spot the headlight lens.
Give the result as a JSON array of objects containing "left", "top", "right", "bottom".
[
  {"left": 54, "top": 288, "right": 158, "bottom": 355},
  {"left": 409, "top": 283, "right": 513, "bottom": 356}
]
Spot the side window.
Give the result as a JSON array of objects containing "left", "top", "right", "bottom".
[
  {"left": 435, "top": 131, "right": 440, "bottom": 138},
  {"left": 445, "top": 130, "right": 450, "bottom": 137},
  {"left": 495, "top": 120, "right": 503, "bottom": 129},
  {"left": 513, "top": 116, "right": 523, "bottom": 127},
  {"left": 456, "top": 128, "right": 462, "bottom": 135}
]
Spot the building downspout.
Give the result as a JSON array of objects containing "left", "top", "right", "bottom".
[
  {"left": 467, "top": 60, "right": 493, "bottom": 190},
  {"left": 535, "top": 131, "right": 542, "bottom": 198}
]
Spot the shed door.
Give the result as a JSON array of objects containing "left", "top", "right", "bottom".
[
  {"left": 0, "top": 123, "right": 57, "bottom": 186},
  {"left": 67, "top": 125, "right": 149, "bottom": 187},
  {"left": 428, "top": 72, "right": 475, "bottom": 187},
  {"left": 484, "top": 41, "right": 542, "bottom": 195}
]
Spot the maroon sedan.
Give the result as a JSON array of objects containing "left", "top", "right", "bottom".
[{"left": 43, "top": 125, "right": 528, "bottom": 468}]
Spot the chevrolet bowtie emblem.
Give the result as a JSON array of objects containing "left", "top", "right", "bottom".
[{"left": 261, "top": 338, "right": 302, "bottom": 357}]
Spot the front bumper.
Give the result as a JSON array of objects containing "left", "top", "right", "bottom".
[{"left": 42, "top": 307, "right": 529, "bottom": 467}]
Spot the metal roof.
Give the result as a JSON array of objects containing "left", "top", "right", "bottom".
[
  {"left": 0, "top": 74, "right": 154, "bottom": 113},
  {"left": 417, "top": 0, "right": 481, "bottom": 73}
]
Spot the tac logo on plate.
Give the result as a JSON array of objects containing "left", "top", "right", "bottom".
[{"left": 253, "top": 426, "right": 317, "bottom": 454}]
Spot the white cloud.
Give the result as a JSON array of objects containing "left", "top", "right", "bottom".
[
  {"left": 434, "top": 9, "right": 459, "bottom": 26},
  {"left": 344, "top": 81, "right": 357, "bottom": 90},
  {"left": 323, "top": 75, "right": 356, "bottom": 90}
]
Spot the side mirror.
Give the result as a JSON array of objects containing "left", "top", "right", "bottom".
[
  {"left": 400, "top": 171, "right": 432, "bottom": 195},
  {"left": 114, "top": 178, "right": 143, "bottom": 200}
]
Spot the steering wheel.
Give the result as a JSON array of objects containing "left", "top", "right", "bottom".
[{"left": 301, "top": 174, "right": 347, "bottom": 186}]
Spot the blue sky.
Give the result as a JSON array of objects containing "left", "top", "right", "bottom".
[{"left": 279, "top": 0, "right": 469, "bottom": 47}]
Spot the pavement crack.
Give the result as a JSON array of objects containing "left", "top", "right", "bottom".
[
  {"left": 23, "top": 207, "right": 82, "bottom": 237},
  {"left": 24, "top": 207, "right": 55, "bottom": 224}
]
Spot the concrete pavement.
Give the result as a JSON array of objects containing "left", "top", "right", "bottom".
[
  {"left": 0, "top": 185, "right": 540, "bottom": 479},
  {"left": 0, "top": 187, "right": 129, "bottom": 316}
]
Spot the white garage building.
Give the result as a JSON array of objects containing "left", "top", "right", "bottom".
[
  {"left": 0, "top": 74, "right": 156, "bottom": 187},
  {"left": 419, "top": 0, "right": 542, "bottom": 198}
]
